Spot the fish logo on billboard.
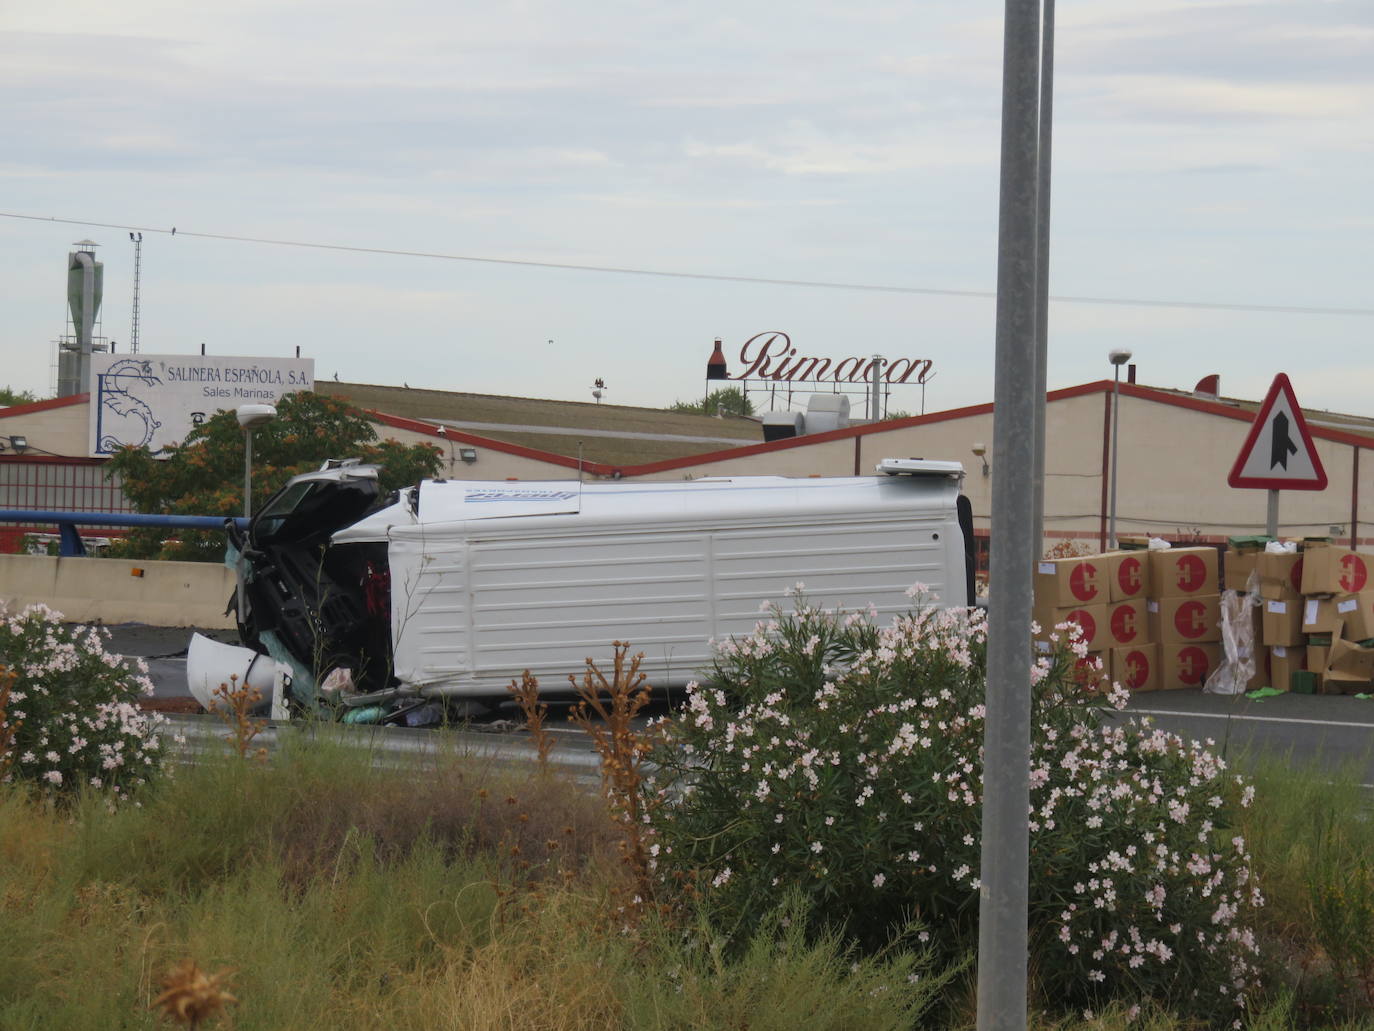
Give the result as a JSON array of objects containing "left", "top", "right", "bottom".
[{"left": 95, "top": 358, "right": 163, "bottom": 451}]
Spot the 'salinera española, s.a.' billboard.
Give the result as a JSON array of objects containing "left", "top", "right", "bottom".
[{"left": 88, "top": 354, "right": 315, "bottom": 457}]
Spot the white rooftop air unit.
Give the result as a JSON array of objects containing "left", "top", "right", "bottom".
[
  {"left": 761, "top": 410, "right": 805, "bottom": 441},
  {"left": 805, "top": 393, "right": 850, "bottom": 434}
]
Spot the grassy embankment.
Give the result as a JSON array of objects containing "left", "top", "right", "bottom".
[{"left": 1, "top": 726, "right": 1372, "bottom": 1029}]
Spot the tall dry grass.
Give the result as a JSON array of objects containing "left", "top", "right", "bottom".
[{"left": 0, "top": 729, "right": 947, "bottom": 1030}]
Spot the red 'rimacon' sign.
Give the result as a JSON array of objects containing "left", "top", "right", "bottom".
[{"left": 732, "top": 332, "right": 935, "bottom": 386}]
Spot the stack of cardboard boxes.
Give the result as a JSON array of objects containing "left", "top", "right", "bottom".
[
  {"left": 1235, "top": 540, "right": 1374, "bottom": 693},
  {"left": 1032, "top": 546, "right": 1221, "bottom": 692}
]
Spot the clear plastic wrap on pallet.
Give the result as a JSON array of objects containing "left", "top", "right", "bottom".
[{"left": 1204, "top": 570, "right": 1260, "bottom": 695}]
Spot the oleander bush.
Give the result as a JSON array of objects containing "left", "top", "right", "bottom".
[
  {"left": 0, "top": 603, "right": 169, "bottom": 800},
  {"left": 646, "top": 589, "right": 1264, "bottom": 1025}
]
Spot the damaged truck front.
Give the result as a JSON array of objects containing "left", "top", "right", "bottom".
[{"left": 189, "top": 458, "right": 976, "bottom": 724}]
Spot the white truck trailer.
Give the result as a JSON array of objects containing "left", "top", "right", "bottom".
[{"left": 190, "top": 459, "right": 975, "bottom": 721}]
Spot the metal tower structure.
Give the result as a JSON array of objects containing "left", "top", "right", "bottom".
[{"left": 128, "top": 232, "right": 143, "bottom": 353}]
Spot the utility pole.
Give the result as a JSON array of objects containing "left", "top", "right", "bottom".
[
  {"left": 977, "top": 2, "right": 1048, "bottom": 1029},
  {"left": 129, "top": 232, "right": 143, "bottom": 354}
]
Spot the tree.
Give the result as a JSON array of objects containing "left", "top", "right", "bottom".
[
  {"left": 669, "top": 387, "right": 755, "bottom": 417},
  {"left": 104, "top": 391, "right": 443, "bottom": 561},
  {"left": 0, "top": 386, "right": 39, "bottom": 406}
]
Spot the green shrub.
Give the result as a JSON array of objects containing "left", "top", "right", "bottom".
[
  {"left": 647, "top": 590, "right": 1263, "bottom": 1024},
  {"left": 0, "top": 603, "right": 170, "bottom": 800}
]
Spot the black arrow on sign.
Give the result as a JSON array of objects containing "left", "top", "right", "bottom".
[{"left": 1271, "top": 411, "right": 1299, "bottom": 470}]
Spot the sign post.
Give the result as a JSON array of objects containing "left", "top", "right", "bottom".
[{"left": 1227, "top": 373, "right": 1328, "bottom": 535}]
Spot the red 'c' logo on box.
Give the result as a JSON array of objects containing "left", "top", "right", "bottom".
[
  {"left": 1118, "top": 556, "right": 1143, "bottom": 594},
  {"left": 1111, "top": 605, "right": 1138, "bottom": 643},
  {"left": 1340, "top": 554, "right": 1368, "bottom": 593},
  {"left": 1291, "top": 558, "right": 1304, "bottom": 592},
  {"left": 1177, "top": 646, "right": 1210, "bottom": 685},
  {"left": 1123, "top": 650, "right": 1149, "bottom": 689},
  {"left": 1174, "top": 601, "right": 1208, "bottom": 639},
  {"left": 1069, "top": 563, "right": 1099, "bottom": 601},
  {"left": 1067, "top": 608, "right": 1097, "bottom": 643},
  {"left": 1175, "top": 554, "right": 1207, "bottom": 593}
]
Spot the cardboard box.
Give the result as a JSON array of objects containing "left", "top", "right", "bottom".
[
  {"left": 1247, "top": 642, "right": 1270, "bottom": 691},
  {"left": 1158, "top": 642, "right": 1220, "bottom": 690},
  {"left": 1105, "top": 551, "right": 1151, "bottom": 602},
  {"left": 1261, "top": 597, "right": 1304, "bottom": 647},
  {"left": 1035, "top": 603, "right": 1108, "bottom": 652},
  {"left": 1034, "top": 556, "right": 1107, "bottom": 607},
  {"left": 1269, "top": 645, "right": 1306, "bottom": 691},
  {"left": 1301, "top": 596, "right": 1345, "bottom": 637},
  {"left": 1111, "top": 644, "right": 1159, "bottom": 693},
  {"left": 1325, "top": 636, "right": 1374, "bottom": 692},
  {"left": 1105, "top": 599, "right": 1149, "bottom": 647},
  {"left": 1147, "top": 595, "right": 1221, "bottom": 644},
  {"left": 1331, "top": 592, "right": 1374, "bottom": 641},
  {"left": 1225, "top": 538, "right": 1272, "bottom": 592},
  {"left": 1307, "top": 643, "right": 1331, "bottom": 686},
  {"left": 1257, "top": 552, "right": 1304, "bottom": 601},
  {"left": 1300, "top": 544, "right": 1372, "bottom": 596},
  {"left": 1149, "top": 547, "right": 1219, "bottom": 598}
]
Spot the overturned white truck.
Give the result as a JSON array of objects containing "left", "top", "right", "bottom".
[{"left": 189, "top": 458, "right": 976, "bottom": 723}]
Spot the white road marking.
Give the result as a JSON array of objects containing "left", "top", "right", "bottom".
[{"left": 1128, "top": 708, "right": 1374, "bottom": 731}]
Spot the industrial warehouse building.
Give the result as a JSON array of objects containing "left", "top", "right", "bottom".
[{"left": 3, "top": 374, "right": 1374, "bottom": 557}]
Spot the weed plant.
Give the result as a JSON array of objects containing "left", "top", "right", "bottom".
[{"left": 1238, "top": 753, "right": 1374, "bottom": 1024}]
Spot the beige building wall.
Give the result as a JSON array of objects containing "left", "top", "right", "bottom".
[
  {"left": 0, "top": 398, "right": 92, "bottom": 456},
  {"left": 1110, "top": 392, "right": 1367, "bottom": 543}
]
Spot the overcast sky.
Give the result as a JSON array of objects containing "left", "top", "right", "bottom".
[{"left": 2, "top": 0, "right": 1371, "bottom": 417}]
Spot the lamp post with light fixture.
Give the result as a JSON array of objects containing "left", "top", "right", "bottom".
[
  {"left": 236, "top": 404, "right": 277, "bottom": 519},
  {"left": 1108, "top": 349, "right": 1132, "bottom": 549}
]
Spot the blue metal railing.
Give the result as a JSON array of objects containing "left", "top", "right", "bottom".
[{"left": 0, "top": 510, "right": 249, "bottom": 557}]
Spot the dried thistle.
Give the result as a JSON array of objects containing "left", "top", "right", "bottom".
[
  {"left": 568, "top": 642, "right": 663, "bottom": 918},
  {"left": 209, "top": 674, "right": 267, "bottom": 762},
  {"left": 507, "top": 669, "right": 555, "bottom": 770},
  {"left": 150, "top": 958, "right": 237, "bottom": 1028}
]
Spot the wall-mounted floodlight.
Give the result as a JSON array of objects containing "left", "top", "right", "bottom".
[
  {"left": 971, "top": 442, "right": 989, "bottom": 477},
  {"left": 7, "top": 435, "right": 29, "bottom": 454},
  {"left": 458, "top": 447, "right": 478, "bottom": 464}
]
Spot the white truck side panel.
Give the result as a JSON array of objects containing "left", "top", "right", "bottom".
[{"left": 388, "top": 507, "right": 964, "bottom": 697}]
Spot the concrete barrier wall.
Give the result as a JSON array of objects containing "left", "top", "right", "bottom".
[{"left": 0, "top": 554, "right": 236, "bottom": 628}]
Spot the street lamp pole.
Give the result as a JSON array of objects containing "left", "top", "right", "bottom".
[
  {"left": 1108, "top": 350, "right": 1132, "bottom": 549},
  {"left": 235, "top": 405, "right": 277, "bottom": 636},
  {"left": 236, "top": 405, "right": 277, "bottom": 518}
]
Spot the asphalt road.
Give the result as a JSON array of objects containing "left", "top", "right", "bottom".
[{"left": 104, "top": 624, "right": 1374, "bottom": 785}]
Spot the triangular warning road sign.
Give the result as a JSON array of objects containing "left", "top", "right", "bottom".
[{"left": 1228, "top": 373, "right": 1328, "bottom": 491}]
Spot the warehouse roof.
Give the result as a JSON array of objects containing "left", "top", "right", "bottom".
[{"left": 318, "top": 381, "right": 763, "bottom": 468}]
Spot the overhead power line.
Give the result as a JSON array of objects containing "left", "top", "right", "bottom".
[{"left": 4, "top": 210, "right": 1372, "bottom": 319}]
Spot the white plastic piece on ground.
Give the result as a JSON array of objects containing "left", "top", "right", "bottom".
[
  {"left": 1205, "top": 583, "right": 1260, "bottom": 695},
  {"left": 1265, "top": 540, "right": 1297, "bottom": 554},
  {"left": 1148, "top": 537, "right": 1171, "bottom": 551},
  {"left": 186, "top": 632, "right": 283, "bottom": 713}
]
